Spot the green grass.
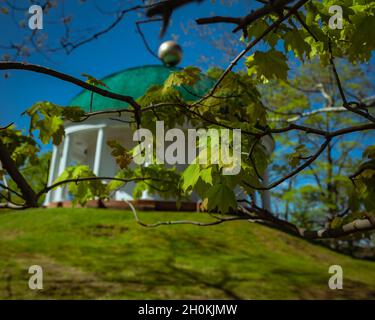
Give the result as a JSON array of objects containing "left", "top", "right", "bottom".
[{"left": 0, "top": 208, "right": 374, "bottom": 299}]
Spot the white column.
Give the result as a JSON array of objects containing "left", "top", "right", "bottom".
[
  {"left": 141, "top": 143, "right": 154, "bottom": 200},
  {"left": 54, "top": 134, "right": 71, "bottom": 202},
  {"left": 44, "top": 145, "right": 58, "bottom": 205},
  {"left": 93, "top": 128, "right": 105, "bottom": 176}
]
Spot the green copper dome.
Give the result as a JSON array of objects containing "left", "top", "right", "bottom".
[{"left": 70, "top": 65, "right": 214, "bottom": 112}]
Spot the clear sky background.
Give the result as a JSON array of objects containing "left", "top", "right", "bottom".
[{"left": 0, "top": 0, "right": 255, "bottom": 131}]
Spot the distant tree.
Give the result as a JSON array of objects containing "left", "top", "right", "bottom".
[
  {"left": 261, "top": 60, "right": 374, "bottom": 253},
  {"left": 263, "top": 61, "right": 374, "bottom": 227}
]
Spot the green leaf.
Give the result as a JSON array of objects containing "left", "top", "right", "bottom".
[
  {"left": 305, "top": 2, "right": 318, "bottom": 26},
  {"left": 246, "top": 50, "right": 289, "bottom": 83},
  {"left": 53, "top": 165, "right": 107, "bottom": 206},
  {"left": 0, "top": 7, "right": 9, "bottom": 14},
  {"left": 26, "top": 101, "right": 66, "bottom": 145},
  {"left": 354, "top": 159, "right": 375, "bottom": 178},
  {"left": 181, "top": 164, "right": 200, "bottom": 192},
  {"left": 287, "top": 144, "right": 309, "bottom": 168},
  {"left": 284, "top": 29, "right": 310, "bottom": 59},
  {"left": 246, "top": 20, "right": 279, "bottom": 47},
  {"left": 363, "top": 145, "right": 375, "bottom": 159},
  {"left": 82, "top": 73, "right": 108, "bottom": 88},
  {"left": 349, "top": 15, "right": 375, "bottom": 61},
  {"left": 107, "top": 140, "right": 132, "bottom": 169},
  {"left": 200, "top": 167, "right": 213, "bottom": 185},
  {"left": 62, "top": 107, "right": 86, "bottom": 121},
  {"left": 41, "top": 116, "right": 64, "bottom": 145},
  {"left": 163, "top": 66, "right": 201, "bottom": 94},
  {"left": 206, "top": 184, "right": 237, "bottom": 213},
  {"left": 106, "top": 169, "right": 130, "bottom": 193}
]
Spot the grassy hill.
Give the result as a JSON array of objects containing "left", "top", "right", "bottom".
[{"left": 0, "top": 208, "right": 374, "bottom": 299}]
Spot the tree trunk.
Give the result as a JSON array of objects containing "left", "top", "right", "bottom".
[{"left": 0, "top": 139, "right": 38, "bottom": 207}]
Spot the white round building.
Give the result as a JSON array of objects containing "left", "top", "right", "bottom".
[{"left": 44, "top": 63, "right": 215, "bottom": 210}]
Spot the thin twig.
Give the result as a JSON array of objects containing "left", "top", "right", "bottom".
[
  {"left": 328, "top": 39, "right": 375, "bottom": 123},
  {"left": 136, "top": 19, "right": 163, "bottom": 60},
  {"left": 0, "top": 62, "right": 141, "bottom": 110}
]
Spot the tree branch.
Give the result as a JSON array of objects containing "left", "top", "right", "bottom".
[
  {"left": 193, "top": 0, "right": 309, "bottom": 105},
  {"left": 37, "top": 176, "right": 173, "bottom": 201},
  {"left": 146, "top": 0, "right": 204, "bottom": 37},
  {"left": 0, "top": 123, "right": 14, "bottom": 131},
  {"left": 248, "top": 205, "right": 375, "bottom": 239},
  {"left": 196, "top": 16, "right": 241, "bottom": 26},
  {"left": 328, "top": 40, "right": 375, "bottom": 123},
  {"left": 124, "top": 198, "right": 375, "bottom": 239},
  {"left": 243, "top": 138, "right": 331, "bottom": 191},
  {"left": 54, "top": 3, "right": 156, "bottom": 54},
  {"left": 0, "top": 140, "right": 38, "bottom": 207},
  {"left": 126, "top": 197, "right": 248, "bottom": 227},
  {"left": 0, "top": 62, "right": 140, "bottom": 110},
  {"left": 136, "top": 18, "right": 163, "bottom": 60},
  {"left": 0, "top": 182, "right": 24, "bottom": 199},
  {"left": 232, "top": 0, "right": 297, "bottom": 33},
  {"left": 270, "top": 99, "right": 375, "bottom": 123}
]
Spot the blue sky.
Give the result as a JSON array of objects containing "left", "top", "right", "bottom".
[{"left": 0, "top": 0, "right": 255, "bottom": 131}]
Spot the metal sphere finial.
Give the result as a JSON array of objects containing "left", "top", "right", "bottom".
[{"left": 158, "top": 41, "right": 182, "bottom": 67}]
